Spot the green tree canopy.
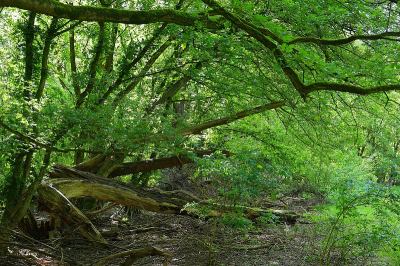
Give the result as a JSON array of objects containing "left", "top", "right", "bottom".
[{"left": 1, "top": 0, "right": 400, "bottom": 258}]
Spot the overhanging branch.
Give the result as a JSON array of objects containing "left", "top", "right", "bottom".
[
  {"left": 1, "top": 0, "right": 221, "bottom": 29},
  {"left": 201, "top": 0, "right": 306, "bottom": 97},
  {"left": 107, "top": 150, "right": 233, "bottom": 178},
  {"left": 130, "top": 101, "right": 285, "bottom": 145},
  {"left": 175, "top": 101, "right": 285, "bottom": 135},
  {"left": 304, "top": 82, "right": 400, "bottom": 95},
  {"left": 289, "top": 31, "right": 400, "bottom": 45}
]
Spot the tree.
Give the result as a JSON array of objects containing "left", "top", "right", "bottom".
[{"left": 1, "top": 0, "right": 400, "bottom": 257}]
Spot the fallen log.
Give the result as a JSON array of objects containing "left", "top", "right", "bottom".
[
  {"left": 49, "top": 164, "right": 300, "bottom": 223},
  {"left": 51, "top": 179, "right": 187, "bottom": 215},
  {"left": 68, "top": 150, "right": 233, "bottom": 177},
  {"left": 38, "top": 169, "right": 299, "bottom": 244},
  {"left": 49, "top": 164, "right": 194, "bottom": 213}
]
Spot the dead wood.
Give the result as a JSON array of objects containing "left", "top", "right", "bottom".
[
  {"left": 49, "top": 164, "right": 193, "bottom": 213},
  {"left": 94, "top": 246, "right": 171, "bottom": 266},
  {"left": 17, "top": 210, "right": 40, "bottom": 240},
  {"left": 48, "top": 165, "right": 300, "bottom": 222},
  {"left": 73, "top": 154, "right": 106, "bottom": 172},
  {"left": 50, "top": 179, "right": 189, "bottom": 215},
  {"left": 1, "top": 239, "right": 82, "bottom": 265},
  {"left": 37, "top": 183, "right": 108, "bottom": 247}
]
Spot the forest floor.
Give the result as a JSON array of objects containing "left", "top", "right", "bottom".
[{"left": 0, "top": 195, "right": 384, "bottom": 266}]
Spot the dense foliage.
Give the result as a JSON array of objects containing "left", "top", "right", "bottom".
[{"left": 1, "top": 0, "right": 400, "bottom": 264}]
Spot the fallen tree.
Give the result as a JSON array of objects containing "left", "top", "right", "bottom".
[{"left": 34, "top": 164, "right": 300, "bottom": 245}]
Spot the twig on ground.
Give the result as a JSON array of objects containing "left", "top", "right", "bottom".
[
  {"left": 1, "top": 240, "right": 81, "bottom": 266},
  {"left": 94, "top": 246, "right": 171, "bottom": 266}
]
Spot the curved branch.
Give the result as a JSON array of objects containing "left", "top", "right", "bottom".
[
  {"left": 76, "top": 22, "right": 105, "bottom": 108},
  {"left": 36, "top": 17, "right": 59, "bottom": 101},
  {"left": 174, "top": 101, "right": 285, "bottom": 135},
  {"left": 201, "top": 0, "right": 306, "bottom": 97},
  {"left": 304, "top": 82, "right": 400, "bottom": 95},
  {"left": 107, "top": 150, "right": 233, "bottom": 178},
  {"left": 129, "top": 101, "right": 285, "bottom": 145},
  {"left": 289, "top": 31, "right": 400, "bottom": 45},
  {"left": 97, "top": 23, "right": 169, "bottom": 105},
  {"left": 1, "top": 0, "right": 221, "bottom": 29},
  {"left": 112, "top": 36, "right": 174, "bottom": 107}
]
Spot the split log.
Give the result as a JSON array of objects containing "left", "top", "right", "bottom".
[
  {"left": 50, "top": 164, "right": 195, "bottom": 209},
  {"left": 37, "top": 184, "right": 108, "bottom": 247}
]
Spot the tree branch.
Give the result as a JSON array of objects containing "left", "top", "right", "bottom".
[
  {"left": 174, "top": 101, "right": 285, "bottom": 135},
  {"left": 289, "top": 31, "right": 400, "bottom": 45},
  {"left": 36, "top": 17, "right": 59, "bottom": 101},
  {"left": 94, "top": 246, "right": 170, "bottom": 266},
  {"left": 76, "top": 22, "right": 105, "bottom": 108},
  {"left": 1, "top": 0, "right": 221, "bottom": 29},
  {"left": 151, "top": 62, "right": 203, "bottom": 109},
  {"left": 107, "top": 150, "right": 233, "bottom": 178},
  {"left": 201, "top": 0, "right": 306, "bottom": 98},
  {"left": 130, "top": 101, "right": 285, "bottom": 145},
  {"left": 304, "top": 82, "right": 400, "bottom": 95},
  {"left": 97, "top": 25, "right": 170, "bottom": 105},
  {"left": 112, "top": 36, "right": 174, "bottom": 107}
]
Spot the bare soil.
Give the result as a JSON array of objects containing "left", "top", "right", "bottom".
[{"left": 0, "top": 197, "right": 329, "bottom": 266}]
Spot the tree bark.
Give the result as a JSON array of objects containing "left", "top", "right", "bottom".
[{"left": 37, "top": 183, "right": 108, "bottom": 247}]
